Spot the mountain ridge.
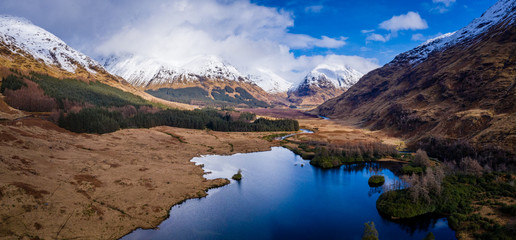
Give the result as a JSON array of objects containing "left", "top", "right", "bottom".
[
  {"left": 315, "top": 0, "right": 516, "bottom": 164},
  {"left": 288, "top": 64, "right": 363, "bottom": 106}
]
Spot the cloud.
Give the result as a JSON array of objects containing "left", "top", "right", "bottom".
[
  {"left": 431, "top": 0, "right": 456, "bottom": 13},
  {"left": 305, "top": 5, "right": 323, "bottom": 13},
  {"left": 411, "top": 33, "right": 425, "bottom": 41},
  {"left": 0, "top": 0, "right": 378, "bottom": 85},
  {"left": 432, "top": 0, "right": 456, "bottom": 7},
  {"left": 361, "top": 29, "right": 375, "bottom": 34},
  {"left": 379, "top": 11, "right": 428, "bottom": 32},
  {"left": 410, "top": 32, "right": 445, "bottom": 42},
  {"left": 366, "top": 33, "right": 390, "bottom": 42}
]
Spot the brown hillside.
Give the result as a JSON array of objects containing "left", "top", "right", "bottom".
[
  {"left": 0, "top": 43, "right": 196, "bottom": 110},
  {"left": 316, "top": 21, "right": 516, "bottom": 162}
]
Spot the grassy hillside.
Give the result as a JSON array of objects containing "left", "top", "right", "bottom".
[
  {"left": 146, "top": 86, "right": 270, "bottom": 108},
  {"left": 1, "top": 72, "right": 298, "bottom": 134}
]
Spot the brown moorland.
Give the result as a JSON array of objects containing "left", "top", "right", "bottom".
[{"left": 0, "top": 112, "right": 281, "bottom": 240}]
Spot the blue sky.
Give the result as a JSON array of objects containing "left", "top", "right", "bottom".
[
  {"left": 252, "top": 0, "right": 496, "bottom": 64},
  {"left": 0, "top": 0, "right": 499, "bottom": 84}
]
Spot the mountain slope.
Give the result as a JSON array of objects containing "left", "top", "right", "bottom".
[
  {"left": 0, "top": 15, "right": 118, "bottom": 83},
  {"left": 288, "top": 64, "right": 363, "bottom": 106},
  {"left": 315, "top": 0, "right": 516, "bottom": 165},
  {"left": 0, "top": 15, "right": 193, "bottom": 109},
  {"left": 103, "top": 55, "right": 289, "bottom": 107}
]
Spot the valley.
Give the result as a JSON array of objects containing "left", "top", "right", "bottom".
[
  {"left": 0, "top": 101, "right": 405, "bottom": 239},
  {"left": 0, "top": 0, "right": 515, "bottom": 239}
]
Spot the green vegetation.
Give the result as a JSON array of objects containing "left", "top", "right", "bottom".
[
  {"left": 59, "top": 108, "right": 299, "bottom": 134},
  {"left": 423, "top": 232, "right": 435, "bottom": 240},
  {"left": 29, "top": 73, "right": 150, "bottom": 108},
  {"left": 362, "top": 221, "right": 379, "bottom": 240},
  {"left": 58, "top": 107, "right": 124, "bottom": 134},
  {"left": 146, "top": 87, "right": 211, "bottom": 104},
  {"left": 500, "top": 203, "right": 516, "bottom": 216},
  {"left": 368, "top": 175, "right": 385, "bottom": 187},
  {"left": 401, "top": 165, "right": 423, "bottom": 175},
  {"left": 146, "top": 86, "right": 270, "bottom": 108},
  {"left": 1, "top": 73, "right": 299, "bottom": 134},
  {"left": 232, "top": 169, "right": 242, "bottom": 181},
  {"left": 238, "top": 112, "right": 256, "bottom": 121},
  {"left": 376, "top": 189, "right": 438, "bottom": 219},
  {"left": 162, "top": 132, "right": 187, "bottom": 143},
  {"left": 400, "top": 150, "right": 431, "bottom": 174},
  {"left": 290, "top": 141, "right": 399, "bottom": 168},
  {"left": 263, "top": 133, "right": 290, "bottom": 142},
  {"left": 377, "top": 172, "right": 516, "bottom": 237},
  {"left": 0, "top": 74, "right": 26, "bottom": 93}
]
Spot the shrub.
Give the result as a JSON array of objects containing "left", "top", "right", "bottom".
[
  {"left": 232, "top": 169, "right": 242, "bottom": 181},
  {"left": 402, "top": 165, "right": 423, "bottom": 175},
  {"left": 368, "top": 175, "right": 385, "bottom": 187},
  {"left": 500, "top": 204, "right": 516, "bottom": 216},
  {"left": 362, "top": 221, "right": 379, "bottom": 240},
  {"left": 423, "top": 232, "right": 435, "bottom": 240}
]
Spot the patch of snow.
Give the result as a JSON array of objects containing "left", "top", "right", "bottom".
[
  {"left": 104, "top": 54, "right": 250, "bottom": 88},
  {"left": 0, "top": 15, "right": 102, "bottom": 73},
  {"left": 293, "top": 64, "right": 363, "bottom": 91},
  {"left": 247, "top": 68, "right": 293, "bottom": 93},
  {"left": 394, "top": 0, "right": 515, "bottom": 65}
]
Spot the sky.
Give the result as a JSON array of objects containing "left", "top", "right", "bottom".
[{"left": 0, "top": 0, "right": 497, "bottom": 84}]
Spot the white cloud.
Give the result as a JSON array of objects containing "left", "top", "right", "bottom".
[
  {"left": 379, "top": 11, "right": 428, "bottom": 32},
  {"left": 361, "top": 29, "right": 375, "bottom": 34},
  {"left": 0, "top": 0, "right": 379, "bottom": 85},
  {"left": 93, "top": 0, "right": 374, "bottom": 84},
  {"left": 366, "top": 33, "right": 390, "bottom": 42},
  {"left": 433, "top": 0, "right": 456, "bottom": 7},
  {"left": 305, "top": 5, "right": 324, "bottom": 13},
  {"left": 411, "top": 33, "right": 425, "bottom": 41},
  {"left": 431, "top": 0, "right": 456, "bottom": 13}
]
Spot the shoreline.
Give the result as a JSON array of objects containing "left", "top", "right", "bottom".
[
  {"left": 0, "top": 117, "right": 280, "bottom": 240},
  {"left": 1, "top": 115, "right": 405, "bottom": 240}
]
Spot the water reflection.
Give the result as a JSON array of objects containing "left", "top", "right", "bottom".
[{"left": 122, "top": 147, "right": 455, "bottom": 240}]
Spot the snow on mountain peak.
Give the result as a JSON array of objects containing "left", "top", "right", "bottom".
[
  {"left": 182, "top": 55, "right": 246, "bottom": 81},
  {"left": 247, "top": 68, "right": 293, "bottom": 93},
  {"left": 0, "top": 15, "right": 101, "bottom": 73},
  {"left": 103, "top": 54, "right": 252, "bottom": 87},
  {"left": 393, "top": 0, "right": 515, "bottom": 65},
  {"left": 298, "top": 64, "right": 363, "bottom": 90}
]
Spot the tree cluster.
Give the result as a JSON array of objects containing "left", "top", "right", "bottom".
[
  {"left": 59, "top": 107, "right": 299, "bottom": 134},
  {"left": 306, "top": 141, "right": 399, "bottom": 168}
]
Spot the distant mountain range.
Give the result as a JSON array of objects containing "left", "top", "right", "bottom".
[
  {"left": 288, "top": 64, "right": 363, "bottom": 106},
  {"left": 315, "top": 0, "right": 516, "bottom": 163},
  {"left": 0, "top": 14, "right": 365, "bottom": 107}
]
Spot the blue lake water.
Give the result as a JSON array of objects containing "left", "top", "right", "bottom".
[{"left": 122, "top": 147, "right": 456, "bottom": 240}]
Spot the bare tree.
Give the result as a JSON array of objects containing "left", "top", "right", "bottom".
[
  {"left": 459, "top": 157, "right": 483, "bottom": 175},
  {"left": 413, "top": 149, "right": 431, "bottom": 168}
]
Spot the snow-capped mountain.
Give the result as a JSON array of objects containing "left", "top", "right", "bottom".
[
  {"left": 392, "top": 0, "right": 515, "bottom": 65},
  {"left": 103, "top": 55, "right": 250, "bottom": 88},
  {"left": 297, "top": 64, "right": 363, "bottom": 91},
  {"left": 0, "top": 15, "right": 102, "bottom": 74},
  {"left": 287, "top": 64, "right": 363, "bottom": 105},
  {"left": 315, "top": 0, "right": 515, "bottom": 157},
  {"left": 103, "top": 54, "right": 293, "bottom": 94},
  {"left": 247, "top": 68, "right": 293, "bottom": 93}
]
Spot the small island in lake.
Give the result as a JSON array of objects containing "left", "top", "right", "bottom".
[
  {"left": 232, "top": 169, "right": 243, "bottom": 181},
  {"left": 368, "top": 175, "right": 385, "bottom": 187}
]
